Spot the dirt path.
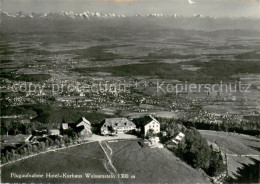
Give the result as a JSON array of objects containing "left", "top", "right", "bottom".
[
  {"left": 105, "top": 142, "right": 113, "bottom": 156},
  {"left": 99, "top": 141, "right": 118, "bottom": 174},
  {"left": 226, "top": 154, "right": 260, "bottom": 157}
]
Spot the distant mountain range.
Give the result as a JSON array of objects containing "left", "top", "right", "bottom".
[
  {"left": 1, "top": 11, "right": 260, "bottom": 32},
  {"left": 1, "top": 11, "right": 259, "bottom": 20}
]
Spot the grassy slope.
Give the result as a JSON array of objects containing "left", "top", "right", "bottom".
[
  {"left": 1, "top": 142, "right": 110, "bottom": 183},
  {"left": 2, "top": 140, "right": 209, "bottom": 183},
  {"left": 199, "top": 130, "right": 260, "bottom": 155},
  {"left": 3, "top": 133, "right": 258, "bottom": 183},
  {"left": 108, "top": 140, "right": 209, "bottom": 183}
]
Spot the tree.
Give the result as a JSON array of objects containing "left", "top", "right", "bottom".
[
  {"left": 207, "top": 150, "right": 226, "bottom": 176},
  {"left": 54, "top": 139, "right": 60, "bottom": 146},
  {"left": 32, "top": 145, "right": 38, "bottom": 153},
  {"left": 49, "top": 139, "right": 54, "bottom": 147},
  {"left": 14, "top": 128, "right": 19, "bottom": 135},
  {"left": 38, "top": 142, "right": 46, "bottom": 151},
  {"left": 60, "top": 139, "right": 65, "bottom": 147},
  {"left": 4, "top": 121, "right": 11, "bottom": 136},
  {"left": 1, "top": 156, "right": 7, "bottom": 164},
  {"left": 181, "top": 128, "right": 211, "bottom": 170},
  {"left": 220, "top": 123, "right": 229, "bottom": 132},
  {"left": 23, "top": 147, "right": 28, "bottom": 156},
  {"left": 45, "top": 139, "right": 50, "bottom": 147},
  {"left": 9, "top": 151, "right": 15, "bottom": 162},
  {"left": 11, "top": 149, "right": 19, "bottom": 160},
  {"left": 27, "top": 144, "right": 33, "bottom": 154},
  {"left": 146, "top": 129, "right": 155, "bottom": 139},
  {"left": 5, "top": 151, "right": 10, "bottom": 162},
  {"left": 25, "top": 128, "right": 32, "bottom": 135},
  {"left": 61, "top": 128, "right": 77, "bottom": 138},
  {"left": 18, "top": 148, "right": 24, "bottom": 156},
  {"left": 72, "top": 134, "right": 78, "bottom": 144}
]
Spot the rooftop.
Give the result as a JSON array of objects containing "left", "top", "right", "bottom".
[{"left": 102, "top": 118, "right": 135, "bottom": 128}]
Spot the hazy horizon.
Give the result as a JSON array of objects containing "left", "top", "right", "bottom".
[{"left": 1, "top": 0, "right": 260, "bottom": 18}]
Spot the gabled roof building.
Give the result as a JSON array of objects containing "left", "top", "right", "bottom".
[
  {"left": 60, "top": 117, "right": 92, "bottom": 138},
  {"left": 134, "top": 116, "right": 160, "bottom": 135},
  {"left": 100, "top": 118, "right": 136, "bottom": 135}
]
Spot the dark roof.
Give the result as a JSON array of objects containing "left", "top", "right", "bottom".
[
  {"left": 68, "top": 123, "right": 77, "bottom": 129},
  {"left": 75, "top": 125, "right": 85, "bottom": 133},
  {"left": 133, "top": 116, "right": 159, "bottom": 128},
  {"left": 75, "top": 117, "right": 91, "bottom": 126}
]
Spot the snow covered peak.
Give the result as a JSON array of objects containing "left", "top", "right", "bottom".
[
  {"left": 1, "top": 11, "right": 259, "bottom": 21},
  {"left": 193, "top": 14, "right": 203, "bottom": 18}
]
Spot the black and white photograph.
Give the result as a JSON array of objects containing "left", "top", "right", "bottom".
[{"left": 0, "top": 0, "right": 259, "bottom": 183}]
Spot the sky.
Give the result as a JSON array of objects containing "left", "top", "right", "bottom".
[{"left": 1, "top": 0, "right": 260, "bottom": 17}]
